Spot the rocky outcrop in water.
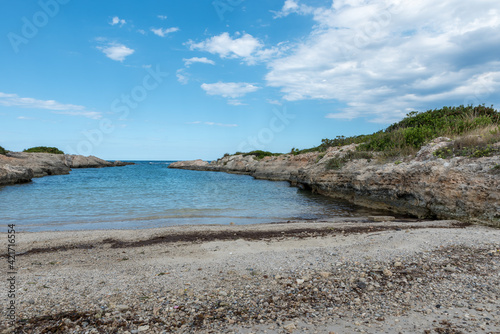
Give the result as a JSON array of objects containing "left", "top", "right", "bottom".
[
  {"left": 0, "top": 152, "right": 133, "bottom": 186},
  {"left": 169, "top": 140, "right": 500, "bottom": 227}
]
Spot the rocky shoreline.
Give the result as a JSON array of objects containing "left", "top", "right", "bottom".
[
  {"left": 169, "top": 139, "right": 500, "bottom": 227},
  {"left": 0, "top": 152, "right": 133, "bottom": 186}
]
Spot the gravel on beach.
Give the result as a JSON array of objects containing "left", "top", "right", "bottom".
[{"left": 1, "top": 219, "right": 499, "bottom": 334}]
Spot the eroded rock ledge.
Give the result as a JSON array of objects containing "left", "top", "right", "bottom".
[
  {"left": 0, "top": 152, "right": 133, "bottom": 186},
  {"left": 169, "top": 140, "right": 500, "bottom": 227}
]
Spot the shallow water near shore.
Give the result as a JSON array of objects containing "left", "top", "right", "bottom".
[{"left": 0, "top": 161, "right": 391, "bottom": 232}]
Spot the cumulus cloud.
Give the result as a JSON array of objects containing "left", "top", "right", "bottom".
[
  {"left": 267, "top": 0, "right": 500, "bottom": 123},
  {"left": 110, "top": 16, "right": 126, "bottom": 26},
  {"left": 157, "top": 15, "right": 168, "bottom": 20},
  {"left": 187, "top": 32, "right": 281, "bottom": 64},
  {"left": 151, "top": 27, "right": 179, "bottom": 37},
  {"left": 201, "top": 82, "right": 260, "bottom": 99},
  {"left": 97, "top": 42, "right": 134, "bottom": 62},
  {"left": 0, "top": 92, "right": 102, "bottom": 119},
  {"left": 183, "top": 57, "right": 215, "bottom": 67}
]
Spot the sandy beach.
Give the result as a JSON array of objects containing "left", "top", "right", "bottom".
[{"left": 1, "top": 218, "right": 499, "bottom": 333}]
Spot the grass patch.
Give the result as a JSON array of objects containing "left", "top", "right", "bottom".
[
  {"left": 490, "top": 165, "right": 500, "bottom": 175},
  {"left": 23, "top": 146, "right": 64, "bottom": 154},
  {"left": 433, "top": 128, "right": 500, "bottom": 159},
  {"left": 325, "top": 150, "right": 374, "bottom": 170},
  {"left": 0, "top": 145, "right": 6, "bottom": 155},
  {"left": 315, "top": 152, "right": 326, "bottom": 163}
]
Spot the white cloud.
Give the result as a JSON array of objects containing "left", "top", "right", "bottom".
[
  {"left": 0, "top": 92, "right": 102, "bottom": 119},
  {"left": 272, "top": 0, "right": 314, "bottom": 18},
  {"left": 187, "top": 32, "right": 282, "bottom": 64},
  {"left": 151, "top": 27, "right": 179, "bottom": 37},
  {"left": 137, "top": 29, "right": 146, "bottom": 35},
  {"left": 97, "top": 42, "right": 134, "bottom": 62},
  {"left": 183, "top": 57, "right": 215, "bottom": 67},
  {"left": 266, "top": 0, "right": 500, "bottom": 123},
  {"left": 110, "top": 16, "right": 126, "bottom": 26},
  {"left": 187, "top": 121, "right": 238, "bottom": 127},
  {"left": 201, "top": 82, "right": 260, "bottom": 98},
  {"left": 189, "top": 32, "right": 261, "bottom": 58},
  {"left": 158, "top": 15, "right": 168, "bottom": 20},
  {"left": 176, "top": 69, "right": 189, "bottom": 84}
]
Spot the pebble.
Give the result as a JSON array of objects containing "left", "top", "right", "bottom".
[
  {"left": 283, "top": 323, "right": 296, "bottom": 332},
  {"left": 13, "top": 226, "right": 500, "bottom": 334},
  {"left": 383, "top": 268, "right": 393, "bottom": 277}
]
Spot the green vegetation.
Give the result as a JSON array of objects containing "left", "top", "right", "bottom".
[
  {"left": 225, "top": 105, "right": 500, "bottom": 165},
  {"left": 433, "top": 126, "right": 500, "bottom": 159},
  {"left": 285, "top": 105, "right": 499, "bottom": 163},
  {"left": 242, "top": 150, "right": 282, "bottom": 160},
  {"left": 0, "top": 145, "right": 6, "bottom": 155},
  {"left": 319, "top": 105, "right": 500, "bottom": 155},
  {"left": 491, "top": 164, "right": 500, "bottom": 175},
  {"left": 325, "top": 150, "right": 374, "bottom": 170},
  {"left": 23, "top": 146, "right": 64, "bottom": 154}
]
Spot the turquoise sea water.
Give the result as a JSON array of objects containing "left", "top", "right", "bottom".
[{"left": 0, "top": 161, "right": 386, "bottom": 232}]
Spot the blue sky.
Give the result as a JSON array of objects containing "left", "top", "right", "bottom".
[{"left": 1, "top": 0, "right": 499, "bottom": 160}]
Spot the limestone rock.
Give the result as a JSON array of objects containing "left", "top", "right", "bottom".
[
  {"left": 0, "top": 152, "right": 134, "bottom": 186},
  {"left": 168, "top": 159, "right": 210, "bottom": 170},
  {"left": 168, "top": 144, "right": 500, "bottom": 227}
]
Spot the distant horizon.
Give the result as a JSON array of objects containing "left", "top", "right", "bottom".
[{"left": 2, "top": 0, "right": 499, "bottom": 160}]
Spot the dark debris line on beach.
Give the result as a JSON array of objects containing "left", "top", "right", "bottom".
[{"left": 7, "top": 222, "right": 471, "bottom": 258}]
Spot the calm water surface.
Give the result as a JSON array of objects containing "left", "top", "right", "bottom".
[{"left": 0, "top": 161, "right": 382, "bottom": 232}]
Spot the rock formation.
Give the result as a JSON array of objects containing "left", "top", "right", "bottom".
[
  {"left": 169, "top": 139, "right": 500, "bottom": 227},
  {"left": 0, "top": 152, "right": 133, "bottom": 186}
]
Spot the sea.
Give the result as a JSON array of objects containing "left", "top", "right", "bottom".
[{"left": 0, "top": 161, "right": 387, "bottom": 232}]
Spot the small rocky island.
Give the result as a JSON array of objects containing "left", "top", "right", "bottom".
[{"left": 0, "top": 151, "right": 132, "bottom": 186}]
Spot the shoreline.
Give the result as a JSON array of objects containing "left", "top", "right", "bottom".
[
  {"left": 2, "top": 218, "right": 499, "bottom": 333},
  {"left": 168, "top": 141, "right": 500, "bottom": 227}
]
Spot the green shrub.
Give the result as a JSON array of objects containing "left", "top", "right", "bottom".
[
  {"left": 344, "top": 150, "right": 373, "bottom": 161},
  {"left": 433, "top": 133, "right": 500, "bottom": 159},
  {"left": 23, "top": 146, "right": 64, "bottom": 154},
  {"left": 325, "top": 150, "right": 373, "bottom": 170},
  {"left": 242, "top": 150, "right": 281, "bottom": 160},
  {"left": 315, "top": 152, "right": 326, "bottom": 163},
  {"left": 0, "top": 145, "right": 6, "bottom": 155},
  {"left": 326, "top": 158, "right": 345, "bottom": 170},
  {"left": 490, "top": 164, "right": 500, "bottom": 175}
]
